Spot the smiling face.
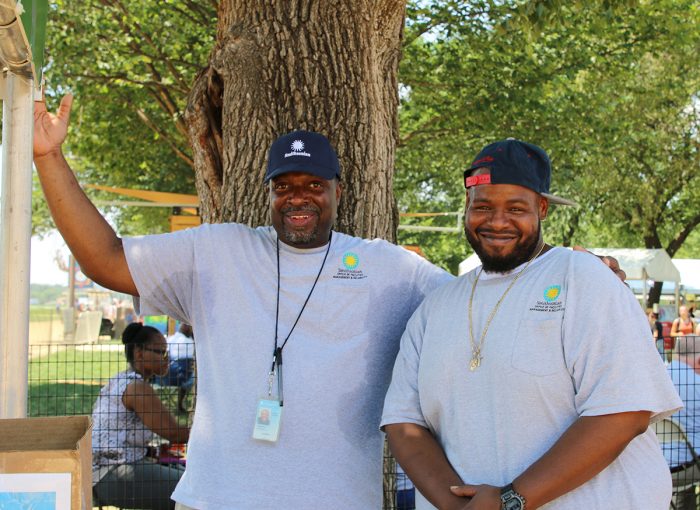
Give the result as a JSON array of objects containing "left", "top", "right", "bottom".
[
  {"left": 464, "top": 174, "right": 548, "bottom": 273},
  {"left": 270, "top": 171, "right": 341, "bottom": 248}
]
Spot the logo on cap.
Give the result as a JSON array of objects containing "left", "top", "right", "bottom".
[{"left": 285, "top": 139, "right": 311, "bottom": 158}]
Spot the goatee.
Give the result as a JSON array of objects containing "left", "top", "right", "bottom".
[
  {"left": 465, "top": 223, "right": 542, "bottom": 274},
  {"left": 280, "top": 205, "right": 320, "bottom": 246}
]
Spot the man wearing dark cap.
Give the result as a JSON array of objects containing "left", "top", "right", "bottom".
[
  {"left": 381, "top": 139, "right": 682, "bottom": 509},
  {"left": 33, "top": 97, "right": 452, "bottom": 509}
]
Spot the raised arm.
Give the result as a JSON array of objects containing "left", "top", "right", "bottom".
[
  {"left": 33, "top": 94, "right": 137, "bottom": 295},
  {"left": 385, "top": 423, "right": 470, "bottom": 510}
]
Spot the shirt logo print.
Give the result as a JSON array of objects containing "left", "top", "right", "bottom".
[
  {"left": 342, "top": 252, "right": 359, "bottom": 270},
  {"left": 544, "top": 285, "right": 561, "bottom": 302}
]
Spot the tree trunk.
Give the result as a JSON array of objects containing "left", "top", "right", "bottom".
[
  {"left": 185, "top": 0, "right": 406, "bottom": 242},
  {"left": 647, "top": 281, "right": 663, "bottom": 308}
]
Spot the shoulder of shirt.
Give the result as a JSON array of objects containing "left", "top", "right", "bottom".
[
  {"left": 416, "top": 270, "right": 469, "bottom": 306},
  {"left": 331, "top": 231, "right": 435, "bottom": 259},
  {"left": 193, "top": 222, "right": 265, "bottom": 235},
  {"left": 333, "top": 232, "right": 451, "bottom": 276},
  {"left": 564, "top": 247, "right": 621, "bottom": 276}
]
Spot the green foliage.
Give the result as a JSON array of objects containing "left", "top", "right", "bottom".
[
  {"left": 398, "top": 0, "right": 700, "bottom": 264},
  {"left": 35, "top": 0, "right": 700, "bottom": 261},
  {"left": 34, "top": 0, "right": 216, "bottom": 235},
  {"left": 30, "top": 286, "right": 67, "bottom": 306}
]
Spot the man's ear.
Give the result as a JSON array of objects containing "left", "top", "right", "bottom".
[
  {"left": 335, "top": 180, "right": 342, "bottom": 202},
  {"left": 539, "top": 196, "right": 549, "bottom": 220}
]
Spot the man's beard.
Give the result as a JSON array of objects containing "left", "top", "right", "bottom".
[
  {"left": 279, "top": 205, "right": 320, "bottom": 246},
  {"left": 465, "top": 223, "right": 542, "bottom": 274}
]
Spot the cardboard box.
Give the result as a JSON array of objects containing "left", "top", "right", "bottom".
[{"left": 0, "top": 415, "right": 92, "bottom": 510}]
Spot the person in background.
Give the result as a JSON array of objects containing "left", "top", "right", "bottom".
[
  {"left": 92, "top": 323, "right": 190, "bottom": 510},
  {"left": 665, "top": 335, "right": 700, "bottom": 510},
  {"left": 648, "top": 308, "right": 665, "bottom": 359},
  {"left": 671, "top": 305, "right": 696, "bottom": 339},
  {"left": 396, "top": 463, "right": 416, "bottom": 510},
  {"left": 155, "top": 323, "right": 196, "bottom": 414}
]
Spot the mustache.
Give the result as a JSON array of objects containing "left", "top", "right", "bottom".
[
  {"left": 280, "top": 205, "right": 320, "bottom": 215},
  {"left": 476, "top": 228, "right": 519, "bottom": 236}
]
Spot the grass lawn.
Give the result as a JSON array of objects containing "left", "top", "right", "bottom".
[
  {"left": 29, "top": 343, "right": 127, "bottom": 416},
  {"left": 29, "top": 305, "right": 60, "bottom": 321},
  {"left": 28, "top": 343, "right": 193, "bottom": 425}
]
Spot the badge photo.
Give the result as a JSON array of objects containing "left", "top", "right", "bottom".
[{"left": 252, "top": 398, "right": 283, "bottom": 442}]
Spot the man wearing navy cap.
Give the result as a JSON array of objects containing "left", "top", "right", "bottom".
[
  {"left": 381, "top": 139, "right": 682, "bottom": 509},
  {"left": 33, "top": 96, "right": 453, "bottom": 509}
]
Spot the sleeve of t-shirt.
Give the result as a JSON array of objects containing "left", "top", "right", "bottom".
[
  {"left": 563, "top": 252, "right": 682, "bottom": 422},
  {"left": 123, "top": 228, "right": 197, "bottom": 324},
  {"left": 380, "top": 297, "right": 432, "bottom": 430},
  {"left": 413, "top": 256, "right": 454, "bottom": 296}
]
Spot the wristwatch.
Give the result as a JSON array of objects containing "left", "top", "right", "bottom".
[{"left": 500, "top": 483, "right": 526, "bottom": 510}]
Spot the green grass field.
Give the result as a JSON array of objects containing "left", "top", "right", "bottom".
[
  {"left": 28, "top": 343, "right": 192, "bottom": 424},
  {"left": 29, "top": 344, "right": 127, "bottom": 416},
  {"left": 29, "top": 305, "right": 59, "bottom": 321}
]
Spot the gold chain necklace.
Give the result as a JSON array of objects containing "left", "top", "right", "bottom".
[{"left": 467, "top": 243, "right": 546, "bottom": 371}]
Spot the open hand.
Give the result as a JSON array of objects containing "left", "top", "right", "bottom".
[{"left": 34, "top": 93, "right": 73, "bottom": 159}]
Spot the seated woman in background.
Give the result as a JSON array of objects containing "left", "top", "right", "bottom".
[{"left": 92, "top": 323, "right": 190, "bottom": 510}]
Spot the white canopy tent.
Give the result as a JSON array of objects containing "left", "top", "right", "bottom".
[
  {"left": 459, "top": 247, "right": 681, "bottom": 306},
  {"left": 672, "top": 259, "right": 700, "bottom": 295}
]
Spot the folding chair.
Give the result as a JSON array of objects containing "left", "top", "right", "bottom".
[{"left": 654, "top": 417, "right": 700, "bottom": 509}]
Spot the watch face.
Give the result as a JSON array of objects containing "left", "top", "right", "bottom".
[
  {"left": 501, "top": 489, "right": 525, "bottom": 510},
  {"left": 503, "top": 498, "right": 524, "bottom": 510}
]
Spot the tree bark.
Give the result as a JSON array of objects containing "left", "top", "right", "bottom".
[{"left": 185, "top": 0, "right": 406, "bottom": 242}]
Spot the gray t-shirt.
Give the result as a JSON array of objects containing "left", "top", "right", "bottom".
[
  {"left": 382, "top": 247, "right": 682, "bottom": 509},
  {"left": 124, "top": 223, "right": 452, "bottom": 509}
]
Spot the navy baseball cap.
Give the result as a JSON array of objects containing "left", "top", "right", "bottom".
[
  {"left": 464, "top": 139, "right": 577, "bottom": 206},
  {"left": 265, "top": 130, "right": 341, "bottom": 182}
]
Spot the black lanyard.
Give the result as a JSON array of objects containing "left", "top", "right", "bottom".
[{"left": 271, "top": 232, "right": 332, "bottom": 405}]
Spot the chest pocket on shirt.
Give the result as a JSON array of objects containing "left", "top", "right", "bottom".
[
  {"left": 316, "top": 282, "right": 371, "bottom": 341},
  {"left": 511, "top": 318, "right": 566, "bottom": 376}
]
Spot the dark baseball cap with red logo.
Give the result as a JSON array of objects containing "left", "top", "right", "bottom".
[{"left": 464, "top": 138, "right": 577, "bottom": 206}]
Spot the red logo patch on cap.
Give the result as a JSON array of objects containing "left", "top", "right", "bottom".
[{"left": 465, "top": 174, "right": 491, "bottom": 188}]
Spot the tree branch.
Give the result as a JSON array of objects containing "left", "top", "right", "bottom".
[{"left": 120, "top": 93, "right": 194, "bottom": 169}]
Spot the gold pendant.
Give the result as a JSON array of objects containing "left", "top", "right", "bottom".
[{"left": 469, "top": 355, "right": 481, "bottom": 371}]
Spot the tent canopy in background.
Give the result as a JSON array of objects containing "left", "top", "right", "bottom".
[{"left": 673, "top": 259, "right": 700, "bottom": 295}]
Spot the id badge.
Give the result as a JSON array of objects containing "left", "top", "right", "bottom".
[{"left": 252, "top": 398, "right": 283, "bottom": 442}]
